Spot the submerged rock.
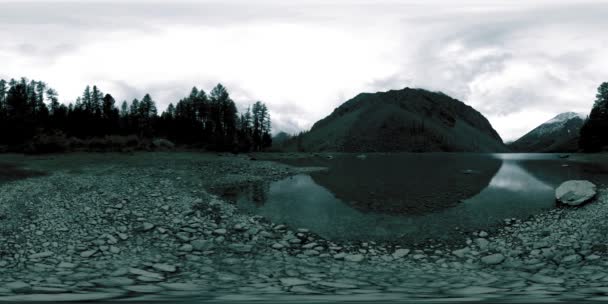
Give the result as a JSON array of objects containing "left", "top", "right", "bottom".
[{"left": 555, "top": 180, "right": 597, "bottom": 206}]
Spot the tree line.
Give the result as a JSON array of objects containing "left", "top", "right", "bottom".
[
  {"left": 0, "top": 77, "right": 272, "bottom": 152},
  {"left": 579, "top": 82, "right": 608, "bottom": 152}
]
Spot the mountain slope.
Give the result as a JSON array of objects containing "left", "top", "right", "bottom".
[
  {"left": 286, "top": 88, "right": 507, "bottom": 152},
  {"left": 509, "top": 112, "right": 586, "bottom": 152}
]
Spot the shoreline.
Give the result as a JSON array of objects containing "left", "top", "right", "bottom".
[{"left": 0, "top": 152, "right": 607, "bottom": 302}]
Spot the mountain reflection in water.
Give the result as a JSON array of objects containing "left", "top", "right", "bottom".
[{"left": 225, "top": 154, "right": 608, "bottom": 245}]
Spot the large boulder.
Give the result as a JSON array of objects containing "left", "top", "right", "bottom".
[{"left": 555, "top": 180, "right": 597, "bottom": 206}]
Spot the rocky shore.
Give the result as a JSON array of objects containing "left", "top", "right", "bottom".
[{"left": 1, "top": 153, "right": 608, "bottom": 302}]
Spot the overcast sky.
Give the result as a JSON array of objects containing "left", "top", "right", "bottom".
[{"left": 2, "top": 0, "right": 608, "bottom": 141}]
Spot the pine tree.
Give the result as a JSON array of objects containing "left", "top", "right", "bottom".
[
  {"left": 0, "top": 79, "right": 7, "bottom": 114},
  {"left": 580, "top": 82, "right": 608, "bottom": 152},
  {"left": 5, "top": 84, "right": 34, "bottom": 144}
]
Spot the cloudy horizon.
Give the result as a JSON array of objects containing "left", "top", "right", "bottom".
[{"left": 2, "top": 0, "right": 608, "bottom": 141}]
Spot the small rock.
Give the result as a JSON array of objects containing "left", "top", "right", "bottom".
[
  {"left": 392, "top": 249, "right": 410, "bottom": 259},
  {"left": 561, "top": 254, "right": 582, "bottom": 264},
  {"left": 213, "top": 229, "right": 227, "bottom": 235},
  {"left": 191, "top": 239, "right": 214, "bottom": 251},
  {"left": 481, "top": 253, "right": 505, "bottom": 265},
  {"left": 317, "top": 281, "right": 357, "bottom": 289},
  {"left": 452, "top": 247, "right": 470, "bottom": 258},
  {"left": 159, "top": 283, "right": 200, "bottom": 291},
  {"left": 152, "top": 263, "right": 177, "bottom": 273},
  {"left": 57, "top": 262, "right": 77, "bottom": 269},
  {"left": 529, "top": 274, "right": 565, "bottom": 284},
  {"left": 344, "top": 254, "right": 365, "bottom": 262},
  {"left": 586, "top": 254, "right": 601, "bottom": 261},
  {"left": 91, "top": 277, "right": 135, "bottom": 288},
  {"left": 178, "top": 244, "right": 193, "bottom": 252},
  {"left": 228, "top": 244, "right": 253, "bottom": 253},
  {"left": 80, "top": 249, "right": 98, "bottom": 258},
  {"left": 129, "top": 268, "right": 164, "bottom": 280},
  {"left": 279, "top": 278, "right": 310, "bottom": 287},
  {"left": 124, "top": 285, "right": 164, "bottom": 293},
  {"left": 333, "top": 253, "right": 346, "bottom": 260},
  {"left": 28, "top": 251, "right": 54, "bottom": 259},
  {"left": 4, "top": 281, "right": 31, "bottom": 293},
  {"left": 475, "top": 238, "right": 489, "bottom": 250},
  {"left": 448, "top": 286, "right": 503, "bottom": 295},
  {"left": 138, "top": 222, "right": 155, "bottom": 232},
  {"left": 109, "top": 246, "right": 120, "bottom": 254}
]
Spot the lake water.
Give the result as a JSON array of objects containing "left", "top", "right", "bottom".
[{"left": 226, "top": 153, "right": 608, "bottom": 245}]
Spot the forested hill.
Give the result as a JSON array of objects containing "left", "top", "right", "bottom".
[
  {"left": 0, "top": 78, "right": 272, "bottom": 153},
  {"left": 283, "top": 88, "right": 507, "bottom": 152}
]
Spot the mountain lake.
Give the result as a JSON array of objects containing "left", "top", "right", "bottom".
[{"left": 221, "top": 153, "right": 608, "bottom": 245}]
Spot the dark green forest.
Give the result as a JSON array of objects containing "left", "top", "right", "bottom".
[
  {"left": 580, "top": 82, "right": 608, "bottom": 152},
  {"left": 0, "top": 77, "right": 272, "bottom": 153}
]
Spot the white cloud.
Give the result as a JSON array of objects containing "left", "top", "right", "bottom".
[{"left": 1, "top": 0, "right": 608, "bottom": 139}]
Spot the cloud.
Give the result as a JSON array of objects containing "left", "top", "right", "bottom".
[{"left": 1, "top": 0, "right": 608, "bottom": 140}]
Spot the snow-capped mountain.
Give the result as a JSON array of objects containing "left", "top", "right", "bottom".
[{"left": 509, "top": 112, "right": 587, "bottom": 152}]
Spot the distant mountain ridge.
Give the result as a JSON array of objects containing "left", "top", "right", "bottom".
[
  {"left": 284, "top": 88, "right": 508, "bottom": 152},
  {"left": 509, "top": 112, "right": 586, "bottom": 152}
]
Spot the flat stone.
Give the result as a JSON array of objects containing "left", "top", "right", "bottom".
[
  {"left": 333, "top": 253, "right": 346, "bottom": 260},
  {"left": 475, "top": 238, "right": 489, "bottom": 250},
  {"left": 159, "top": 283, "right": 200, "bottom": 291},
  {"left": 555, "top": 180, "right": 597, "bottom": 206},
  {"left": 129, "top": 268, "right": 164, "bottom": 280},
  {"left": 481, "top": 253, "right": 505, "bottom": 265},
  {"left": 533, "top": 241, "right": 550, "bottom": 249},
  {"left": 213, "top": 228, "right": 227, "bottom": 235},
  {"left": 124, "top": 285, "right": 165, "bottom": 293},
  {"left": 30, "top": 287, "right": 68, "bottom": 294},
  {"left": 191, "top": 239, "right": 213, "bottom": 251},
  {"left": 290, "top": 286, "right": 321, "bottom": 294},
  {"left": 178, "top": 244, "right": 193, "bottom": 252},
  {"left": 280, "top": 278, "right": 311, "bottom": 287},
  {"left": 392, "top": 249, "right": 410, "bottom": 259},
  {"left": 91, "top": 277, "right": 135, "bottom": 288},
  {"left": 561, "top": 254, "right": 582, "bottom": 264},
  {"left": 80, "top": 249, "right": 98, "bottom": 258},
  {"left": 228, "top": 244, "right": 253, "bottom": 253},
  {"left": 152, "top": 263, "right": 177, "bottom": 273},
  {"left": 344, "top": 254, "right": 365, "bottom": 262},
  {"left": 317, "top": 281, "right": 358, "bottom": 289},
  {"left": 28, "top": 251, "right": 54, "bottom": 259},
  {"left": 529, "top": 274, "right": 565, "bottom": 284},
  {"left": 57, "top": 262, "right": 77, "bottom": 269},
  {"left": 4, "top": 281, "right": 31, "bottom": 293},
  {"left": 452, "top": 247, "right": 470, "bottom": 258},
  {"left": 0, "top": 292, "right": 125, "bottom": 302},
  {"left": 586, "top": 254, "right": 601, "bottom": 261},
  {"left": 138, "top": 222, "right": 155, "bottom": 232},
  {"left": 448, "top": 286, "right": 503, "bottom": 295},
  {"left": 136, "top": 276, "right": 164, "bottom": 283}
]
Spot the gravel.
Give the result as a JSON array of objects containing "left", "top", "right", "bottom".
[{"left": 1, "top": 152, "right": 608, "bottom": 302}]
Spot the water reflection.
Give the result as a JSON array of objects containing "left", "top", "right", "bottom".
[{"left": 230, "top": 154, "right": 608, "bottom": 244}]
